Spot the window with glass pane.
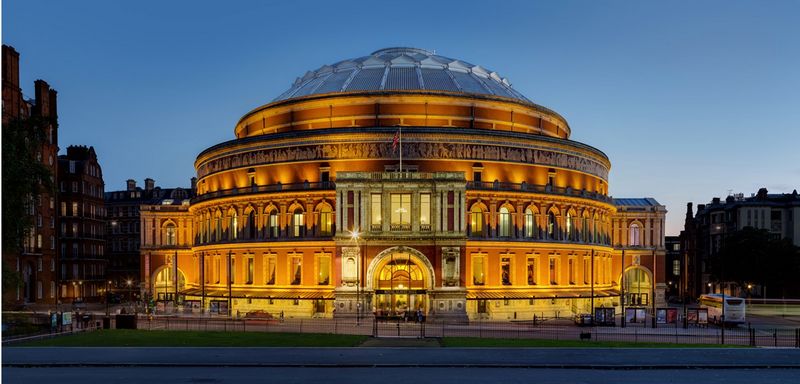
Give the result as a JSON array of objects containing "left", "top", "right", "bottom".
[
  {"left": 547, "top": 212, "right": 556, "bottom": 238},
  {"left": 231, "top": 212, "right": 238, "bottom": 239},
  {"left": 498, "top": 207, "right": 511, "bottom": 237},
  {"left": 317, "top": 255, "right": 330, "bottom": 285},
  {"left": 419, "top": 193, "right": 431, "bottom": 230},
  {"left": 549, "top": 258, "right": 557, "bottom": 284},
  {"left": 673, "top": 259, "right": 680, "bottom": 276},
  {"left": 390, "top": 194, "right": 411, "bottom": 230},
  {"left": 470, "top": 206, "right": 483, "bottom": 235},
  {"left": 165, "top": 224, "right": 176, "bottom": 246},
  {"left": 472, "top": 255, "right": 485, "bottom": 285},
  {"left": 320, "top": 206, "right": 332, "bottom": 235},
  {"left": 292, "top": 209, "right": 304, "bottom": 237},
  {"left": 527, "top": 258, "right": 536, "bottom": 285},
  {"left": 290, "top": 256, "right": 302, "bottom": 285},
  {"left": 265, "top": 256, "right": 276, "bottom": 285},
  {"left": 524, "top": 209, "right": 534, "bottom": 238},
  {"left": 501, "top": 257, "right": 511, "bottom": 285},
  {"left": 629, "top": 223, "right": 640, "bottom": 246},
  {"left": 269, "top": 211, "right": 279, "bottom": 237},
  {"left": 246, "top": 257, "right": 254, "bottom": 284},
  {"left": 371, "top": 194, "right": 382, "bottom": 230},
  {"left": 566, "top": 212, "right": 573, "bottom": 240}
]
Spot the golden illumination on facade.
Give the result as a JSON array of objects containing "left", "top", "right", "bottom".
[{"left": 141, "top": 48, "right": 665, "bottom": 321}]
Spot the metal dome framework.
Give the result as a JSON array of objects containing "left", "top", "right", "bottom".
[{"left": 273, "top": 47, "right": 530, "bottom": 103}]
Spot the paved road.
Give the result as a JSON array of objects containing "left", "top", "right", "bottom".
[
  {"left": 5, "top": 347, "right": 800, "bottom": 367},
  {"left": 4, "top": 367, "right": 800, "bottom": 384}
]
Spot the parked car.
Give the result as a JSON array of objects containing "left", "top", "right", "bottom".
[{"left": 574, "top": 313, "right": 593, "bottom": 326}]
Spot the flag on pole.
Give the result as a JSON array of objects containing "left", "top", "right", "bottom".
[{"left": 391, "top": 129, "right": 400, "bottom": 152}]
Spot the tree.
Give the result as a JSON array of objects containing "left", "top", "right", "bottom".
[
  {"left": 1, "top": 115, "right": 54, "bottom": 294},
  {"left": 709, "top": 227, "right": 800, "bottom": 297}
]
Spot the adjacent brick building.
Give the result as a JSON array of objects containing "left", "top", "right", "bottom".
[
  {"left": 2, "top": 45, "right": 60, "bottom": 306},
  {"left": 58, "top": 145, "right": 107, "bottom": 302}
]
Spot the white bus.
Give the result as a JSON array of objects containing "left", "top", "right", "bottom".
[{"left": 699, "top": 294, "right": 746, "bottom": 325}]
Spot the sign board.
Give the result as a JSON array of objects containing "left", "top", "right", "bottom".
[{"left": 62, "top": 312, "right": 72, "bottom": 326}]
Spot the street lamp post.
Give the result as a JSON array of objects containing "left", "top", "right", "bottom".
[{"left": 126, "top": 279, "right": 134, "bottom": 311}]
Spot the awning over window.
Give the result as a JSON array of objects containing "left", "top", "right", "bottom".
[
  {"left": 466, "top": 289, "right": 620, "bottom": 300},
  {"left": 181, "top": 288, "right": 335, "bottom": 300}
]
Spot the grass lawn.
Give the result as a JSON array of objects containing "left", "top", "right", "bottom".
[
  {"left": 442, "top": 337, "right": 747, "bottom": 348},
  {"left": 18, "top": 329, "right": 368, "bottom": 347}
]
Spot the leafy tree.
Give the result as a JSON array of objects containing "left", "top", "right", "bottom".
[
  {"left": 709, "top": 227, "right": 800, "bottom": 297},
  {"left": 1, "top": 115, "right": 54, "bottom": 293}
]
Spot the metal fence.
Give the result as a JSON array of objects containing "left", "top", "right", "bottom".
[{"left": 136, "top": 316, "right": 800, "bottom": 348}]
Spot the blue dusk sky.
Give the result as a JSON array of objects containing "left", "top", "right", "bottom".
[{"left": 4, "top": 0, "right": 799, "bottom": 235}]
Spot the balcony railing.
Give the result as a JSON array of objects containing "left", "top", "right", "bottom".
[
  {"left": 193, "top": 181, "right": 335, "bottom": 204},
  {"left": 466, "top": 181, "right": 612, "bottom": 203},
  {"left": 389, "top": 224, "right": 412, "bottom": 231}
]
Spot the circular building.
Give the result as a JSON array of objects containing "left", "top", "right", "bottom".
[{"left": 143, "top": 48, "right": 663, "bottom": 322}]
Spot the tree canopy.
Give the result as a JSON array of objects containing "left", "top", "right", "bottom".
[{"left": 709, "top": 226, "right": 800, "bottom": 298}]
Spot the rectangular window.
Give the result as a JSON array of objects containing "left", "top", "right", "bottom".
[
  {"left": 50, "top": 281, "right": 56, "bottom": 298},
  {"left": 246, "top": 256, "right": 254, "bottom": 284},
  {"left": 269, "top": 212, "right": 279, "bottom": 238},
  {"left": 69, "top": 161, "right": 76, "bottom": 173},
  {"left": 371, "top": 193, "right": 382, "bottom": 230},
  {"left": 290, "top": 256, "right": 302, "bottom": 285},
  {"left": 37, "top": 281, "right": 43, "bottom": 299},
  {"left": 500, "top": 257, "right": 511, "bottom": 285},
  {"left": 673, "top": 259, "right": 680, "bottom": 276},
  {"left": 265, "top": 255, "right": 276, "bottom": 285},
  {"left": 390, "top": 193, "right": 411, "bottom": 230},
  {"left": 527, "top": 257, "right": 536, "bottom": 285},
  {"left": 419, "top": 193, "right": 431, "bottom": 231},
  {"left": 472, "top": 254, "right": 486, "bottom": 286},
  {"left": 72, "top": 202, "right": 78, "bottom": 216},
  {"left": 549, "top": 258, "right": 558, "bottom": 285},
  {"left": 214, "top": 256, "right": 220, "bottom": 284},
  {"left": 317, "top": 254, "right": 331, "bottom": 285},
  {"left": 72, "top": 182, "right": 78, "bottom": 193},
  {"left": 61, "top": 202, "right": 67, "bottom": 216}
]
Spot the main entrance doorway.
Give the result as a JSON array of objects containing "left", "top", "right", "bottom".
[{"left": 374, "top": 255, "right": 427, "bottom": 319}]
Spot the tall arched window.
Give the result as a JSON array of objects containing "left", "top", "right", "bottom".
[
  {"left": 292, "top": 208, "right": 305, "bottom": 238},
  {"left": 547, "top": 212, "right": 557, "bottom": 239},
  {"left": 230, "top": 211, "right": 238, "bottom": 240},
  {"left": 247, "top": 210, "right": 256, "bottom": 239},
  {"left": 319, "top": 205, "right": 333, "bottom": 236},
  {"left": 165, "top": 223, "right": 176, "bottom": 246},
  {"left": 268, "top": 210, "right": 279, "bottom": 238},
  {"left": 498, "top": 206, "right": 511, "bottom": 237},
  {"left": 470, "top": 206, "right": 484, "bottom": 237},
  {"left": 629, "top": 223, "right": 641, "bottom": 246},
  {"left": 566, "top": 212, "right": 574, "bottom": 240},
  {"left": 524, "top": 208, "right": 535, "bottom": 238}
]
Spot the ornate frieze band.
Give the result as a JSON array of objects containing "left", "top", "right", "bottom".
[{"left": 198, "top": 141, "right": 609, "bottom": 180}]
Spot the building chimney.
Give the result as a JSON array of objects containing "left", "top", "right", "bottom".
[
  {"left": 712, "top": 197, "right": 721, "bottom": 204},
  {"left": 685, "top": 202, "right": 693, "bottom": 220},
  {"left": 34, "top": 79, "right": 51, "bottom": 118},
  {"left": 126, "top": 179, "right": 136, "bottom": 191},
  {"left": 190, "top": 177, "right": 197, "bottom": 192},
  {"left": 144, "top": 178, "right": 155, "bottom": 191}
]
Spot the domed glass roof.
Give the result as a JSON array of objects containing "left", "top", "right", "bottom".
[{"left": 273, "top": 47, "right": 530, "bottom": 103}]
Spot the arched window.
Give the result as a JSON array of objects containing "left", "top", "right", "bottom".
[
  {"left": 566, "top": 212, "right": 574, "bottom": 240},
  {"left": 498, "top": 206, "right": 511, "bottom": 237},
  {"left": 230, "top": 211, "right": 238, "bottom": 240},
  {"left": 247, "top": 210, "right": 256, "bottom": 239},
  {"left": 629, "top": 223, "right": 641, "bottom": 246},
  {"left": 292, "top": 208, "right": 305, "bottom": 238},
  {"left": 547, "top": 212, "right": 557, "bottom": 239},
  {"left": 268, "top": 210, "right": 279, "bottom": 238},
  {"left": 165, "top": 223, "right": 176, "bottom": 246},
  {"left": 524, "top": 208, "right": 535, "bottom": 238},
  {"left": 319, "top": 205, "right": 333, "bottom": 236},
  {"left": 470, "top": 206, "right": 484, "bottom": 237}
]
